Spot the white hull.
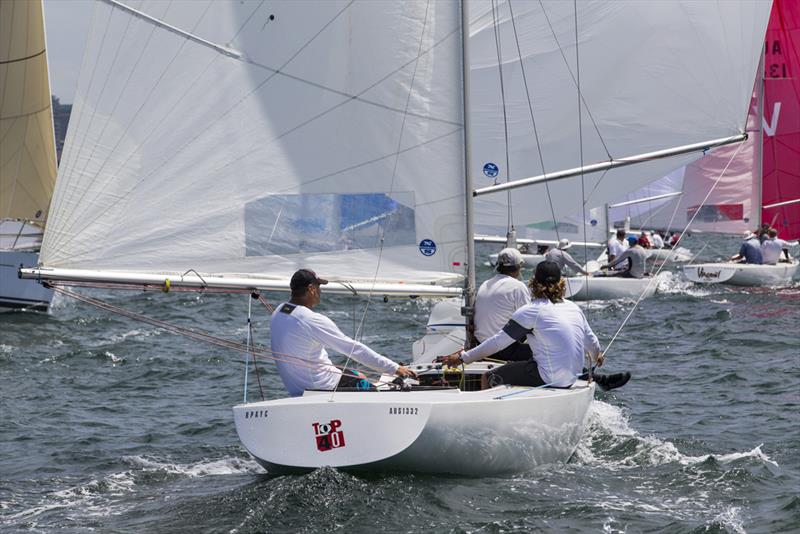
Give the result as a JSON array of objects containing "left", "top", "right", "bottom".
[
  {"left": 646, "top": 247, "right": 692, "bottom": 262},
  {"left": 565, "top": 274, "right": 660, "bottom": 301},
  {"left": 233, "top": 374, "right": 595, "bottom": 476},
  {"left": 488, "top": 253, "right": 545, "bottom": 268},
  {"left": 0, "top": 250, "right": 52, "bottom": 312},
  {"left": 683, "top": 261, "right": 799, "bottom": 286}
]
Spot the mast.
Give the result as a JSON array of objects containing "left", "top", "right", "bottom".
[
  {"left": 754, "top": 43, "right": 765, "bottom": 229},
  {"left": 460, "top": 0, "right": 476, "bottom": 332}
]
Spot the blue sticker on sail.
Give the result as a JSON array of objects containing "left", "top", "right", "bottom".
[
  {"left": 590, "top": 219, "right": 598, "bottom": 226},
  {"left": 483, "top": 162, "right": 499, "bottom": 178},
  {"left": 419, "top": 239, "right": 437, "bottom": 256}
]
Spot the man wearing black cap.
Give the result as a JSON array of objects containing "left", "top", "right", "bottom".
[
  {"left": 270, "top": 269, "right": 416, "bottom": 396},
  {"left": 441, "top": 261, "right": 629, "bottom": 390}
]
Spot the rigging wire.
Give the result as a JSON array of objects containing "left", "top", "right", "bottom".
[
  {"left": 572, "top": 0, "right": 591, "bottom": 313},
  {"left": 490, "top": 0, "right": 514, "bottom": 233},
  {"left": 333, "top": 0, "right": 433, "bottom": 398},
  {"left": 603, "top": 140, "right": 747, "bottom": 357},
  {"left": 507, "top": 0, "right": 560, "bottom": 242}
]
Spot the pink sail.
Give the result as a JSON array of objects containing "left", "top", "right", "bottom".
[{"left": 761, "top": 0, "right": 800, "bottom": 240}]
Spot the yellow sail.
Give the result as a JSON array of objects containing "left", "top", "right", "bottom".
[{"left": 0, "top": 0, "right": 57, "bottom": 224}]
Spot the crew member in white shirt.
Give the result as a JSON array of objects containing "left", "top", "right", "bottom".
[
  {"left": 473, "top": 248, "right": 531, "bottom": 361},
  {"left": 545, "top": 239, "right": 590, "bottom": 275},
  {"left": 651, "top": 230, "right": 665, "bottom": 249},
  {"left": 271, "top": 269, "right": 416, "bottom": 396},
  {"left": 441, "top": 261, "right": 630, "bottom": 390},
  {"left": 607, "top": 229, "right": 629, "bottom": 266},
  {"left": 761, "top": 228, "right": 792, "bottom": 264}
]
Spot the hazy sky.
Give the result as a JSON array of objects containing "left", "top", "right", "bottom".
[{"left": 44, "top": 0, "right": 94, "bottom": 103}]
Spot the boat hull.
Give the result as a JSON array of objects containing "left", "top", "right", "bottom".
[
  {"left": 682, "top": 261, "right": 799, "bottom": 286},
  {"left": 646, "top": 247, "right": 692, "bottom": 262},
  {"left": 565, "top": 274, "right": 660, "bottom": 301},
  {"left": 0, "top": 250, "right": 52, "bottom": 312},
  {"left": 233, "top": 381, "right": 594, "bottom": 476}
]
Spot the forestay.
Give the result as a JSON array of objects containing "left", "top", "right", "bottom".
[
  {"left": 466, "top": 0, "right": 770, "bottom": 243},
  {"left": 41, "top": 0, "right": 467, "bottom": 289}
]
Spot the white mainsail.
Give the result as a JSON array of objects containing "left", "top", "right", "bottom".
[
  {"left": 467, "top": 0, "right": 770, "bottom": 245},
  {"left": 41, "top": 0, "right": 466, "bottom": 291},
  {"left": 0, "top": 0, "right": 58, "bottom": 226}
]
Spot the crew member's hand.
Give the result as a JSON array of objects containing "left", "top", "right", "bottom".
[
  {"left": 596, "top": 352, "right": 605, "bottom": 367},
  {"left": 440, "top": 350, "right": 464, "bottom": 368},
  {"left": 395, "top": 366, "right": 417, "bottom": 379}
]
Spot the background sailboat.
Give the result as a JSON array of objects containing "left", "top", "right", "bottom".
[
  {"left": 677, "top": 0, "right": 800, "bottom": 285},
  {"left": 0, "top": 0, "right": 57, "bottom": 312},
  {"left": 464, "top": 0, "right": 767, "bottom": 300}
]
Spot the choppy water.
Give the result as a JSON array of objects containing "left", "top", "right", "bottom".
[{"left": 2, "top": 236, "right": 799, "bottom": 533}]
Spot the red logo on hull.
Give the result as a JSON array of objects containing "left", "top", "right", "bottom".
[{"left": 312, "top": 419, "right": 346, "bottom": 452}]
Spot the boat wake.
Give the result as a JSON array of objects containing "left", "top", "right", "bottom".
[
  {"left": 2, "top": 455, "right": 265, "bottom": 527},
  {"left": 576, "top": 401, "right": 779, "bottom": 470}
]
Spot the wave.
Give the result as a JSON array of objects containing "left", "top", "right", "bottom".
[
  {"left": 120, "top": 454, "right": 265, "bottom": 477},
  {"left": 576, "top": 401, "right": 779, "bottom": 470}
]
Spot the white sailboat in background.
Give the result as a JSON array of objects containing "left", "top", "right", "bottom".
[
  {"left": 22, "top": 0, "right": 770, "bottom": 474},
  {"left": 0, "top": 0, "right": 57, "bottom": 312},
  {"left": 681, "top": 0, "right": 800, "bottom": 286}
]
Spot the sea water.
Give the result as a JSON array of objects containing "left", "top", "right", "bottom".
[{"left": 1, "top": 235, "right": 798, "bottom": 532}]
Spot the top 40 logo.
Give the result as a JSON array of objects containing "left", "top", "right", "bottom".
[{"left": 312, "top": 419, "right": 346, "bottom": 452}]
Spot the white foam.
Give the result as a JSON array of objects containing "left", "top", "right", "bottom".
[
  {"left": 108, "top": 328, "right": 162, "bottom": 343},
  {"left": 578, "top": 401, "right": 779, "bottom": 470},
  {"left": 710, "top": 505, "right": 747, "bottom": 534},
  {"left": 122, "top": 454, "right": 265, "bottom": 477}
]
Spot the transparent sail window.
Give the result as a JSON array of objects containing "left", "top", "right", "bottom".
[{"left": 245, "top": 192, "right": 416, "bottom": 256}]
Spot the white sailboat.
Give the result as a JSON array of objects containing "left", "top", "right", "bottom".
[
  {"left": 0, "top": 0, "right": 57, "bottom": 312},
  {"left": 21, "top": 0, "right": 769, "bottom": 474},
  {"left": 640, "top": 0, "right": 799, "bottom": 287}
]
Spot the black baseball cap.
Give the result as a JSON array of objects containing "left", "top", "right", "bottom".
[
  {"left": 290, "top": 269, "right": 329, "bottom": 290},
  {"left": 534, "top": 260, "right": 562, "bottom": 284}
]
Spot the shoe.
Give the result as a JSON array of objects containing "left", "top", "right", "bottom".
[{"left": 593, "top": 371, "right": 631, "bottom": 391}]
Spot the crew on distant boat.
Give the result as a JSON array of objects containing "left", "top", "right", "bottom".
[
  {"left": 638, "top": 231, "right": 652, "bottom": 249},
  {"left": 651, "top": 230, "right": 665, "bottom": 249},
  {"left": 730, "top": 231, "right": 763, "bottom": 264},
  {"left": 545, "top": 239, "right": 590, "bottom": 276},
  {"left": 666, "top": 231, "right": 681, "bottom": 249},
  {"left": 472, "top": 248, "right": 531, "bottom": 362},
  {"left": 761, "top": 228, "right": 791, "bottom": 264},
  {"left": 599, "top": 236, "right": 649, "bottom": 278},
  {"left": 607, "top": 229, "right": 629, "bottom": 265},
  {"left": 271, "top": 269, "right": 416, "bottom": 396},
  {"left": 756, "top": 223, "right": 771, "bottom": 244},
  {"left": 440, "top": 261, "right": 629, "bottom": 390}
]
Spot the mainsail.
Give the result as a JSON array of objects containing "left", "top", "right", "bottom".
[
  {"left": 0, "top": 0, "right": 58, "bottom": 226},
  {"left": 467, "top": 0, "right": 770, "bottom": 245},
  {"left": 40, "top": 0, "right": 466, "bottom": 292},
  {"left": 617, "top": 0, "right": 800, "bottom": 241},
  {"left": 762, "top": 0, "right": 800, "bottom": 240}
]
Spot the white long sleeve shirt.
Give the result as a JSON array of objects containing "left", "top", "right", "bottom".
[
  {"left": 474, "top": 274, "right": 531, "bottom": 342},
  {"left": 271, "top": 302, "right": 399, "bottom": 396},
  {"left": 462, "top": 298, "right": 601, "bottom": 387}
]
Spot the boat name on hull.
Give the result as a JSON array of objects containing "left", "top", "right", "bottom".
[{"left": 697, "top": 267, "right": 721, "bottom": 279}]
